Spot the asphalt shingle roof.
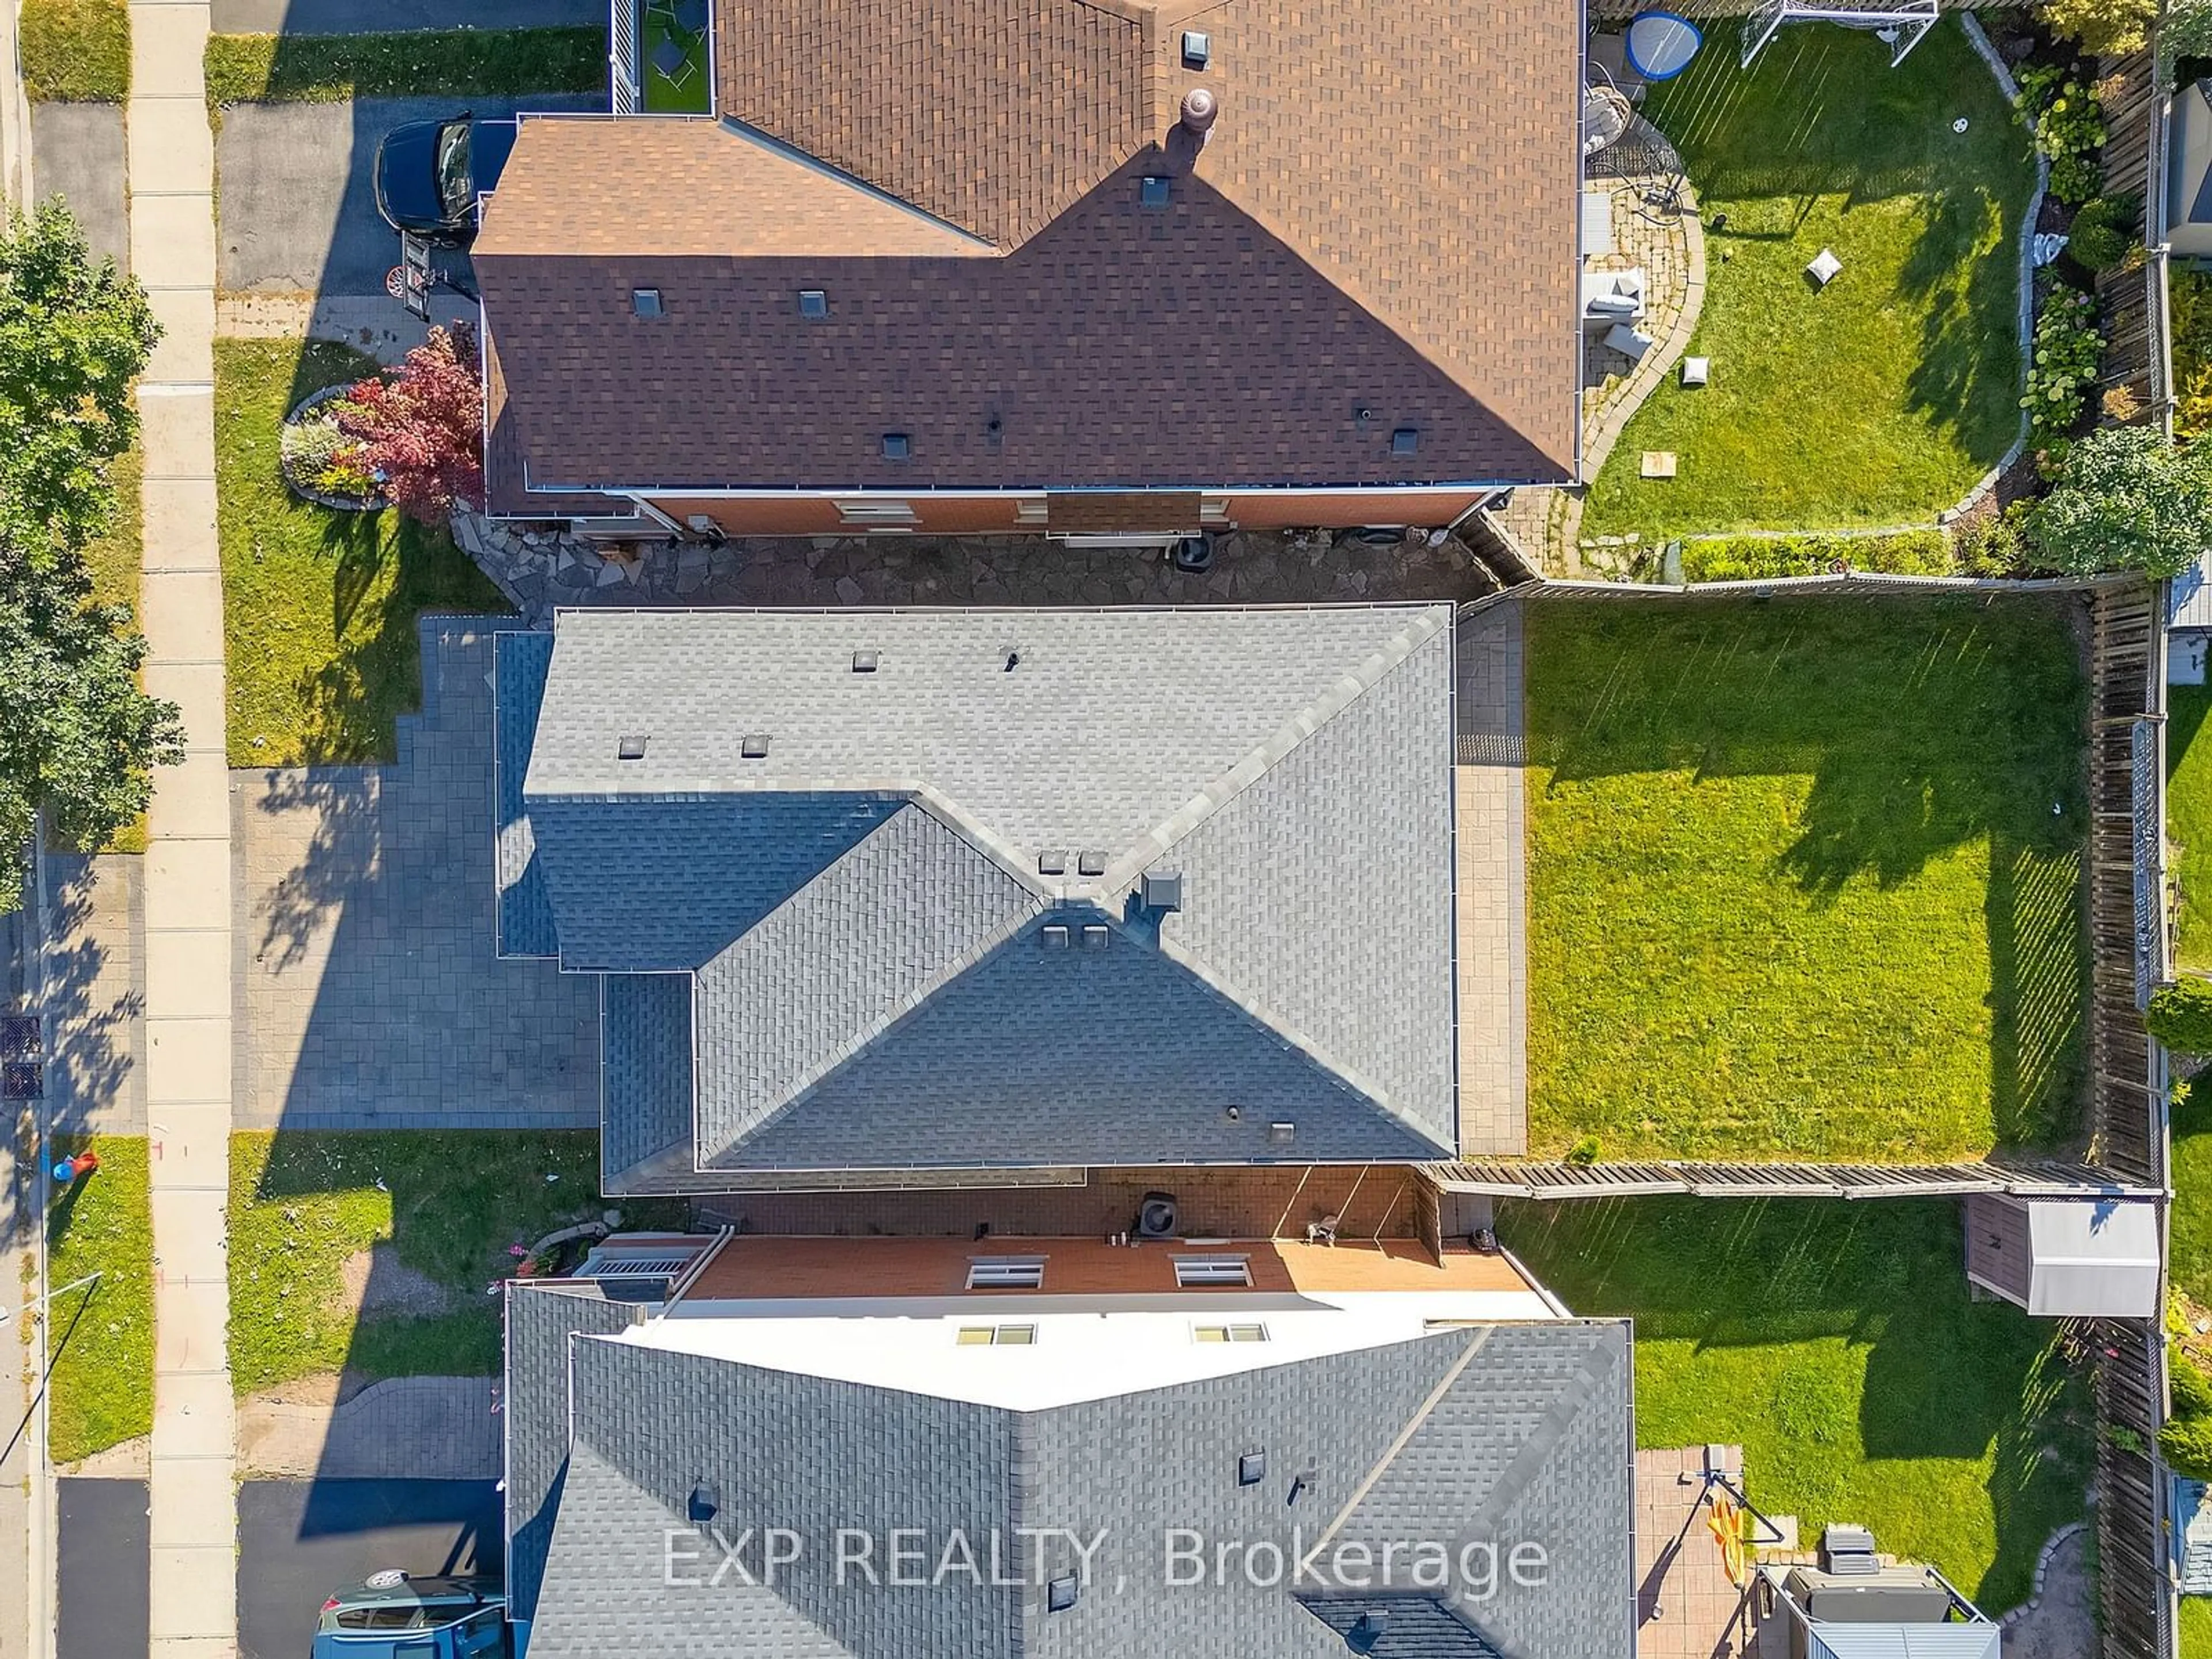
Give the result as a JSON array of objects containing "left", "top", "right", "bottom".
[
  {"left": 521, "top": 604, "right": 1459, "bottom": 1171},
  {"left": 469, "top": 0, "right": 1580, "bottom": 502},
  {"left": 493, "top": 631, "right": 559, "bottom": 960},
  {"left": 514, "top": 1318, "right": 1633, "bottom": 1658}
]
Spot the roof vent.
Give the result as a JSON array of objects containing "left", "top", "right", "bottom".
[
  {"left": 1141, "top": 869, "right": 1183, "bottom": 912},
  {"left": 1180, "top": 86, "right": 1218, "bottom": 136},
  {"left": 1080, "top": 925, "right": 1110, "bottom": 950},
  {"left": 631, "top": 287, "right": 663, "bottom": 318},
  {"left": 1037, "top": 849, "right": 1069, "bottom": 877},
  {"left": 1077, "top": 850, "right": 1107, "bottom": 877},
  {"left": 1348, "top": 1610, "right": 1390, "bottom": 1654},
  {"left": 851, "top": 650, "right": 878, "bottom": 673},
  {"left": 1391, "top": 426, "right": 1420, "bottom": 456},
  {"left": 1041, "top": 924, "right": 1071, "bottom": 949},
  {"left": 881, "top": 432, "right": 911, "bottom": 460},
  {"left": 1181, "top": 29, "right": 1210, "bottom": 67},
  {"left": 797, "top": 289, "right": 828, "bottom": 319},
  {"left": 1046, "top": 1574, "right": 1079, "bottom": 1613},
  {"left": 1139, "top": 175, "right": 1171, "bottom": 209},
  {"left": 687, "top": 1480, "right": 719, "bottom": 1527},
  {"left": 617, "top": 733, "right": 648, "bottom": 761},
  {"left": 740, "top": 733, "right": 770, "bottom": 759},
  {"left": 1237, "top": 1450, "right": 1266, "bottom": 1486}
]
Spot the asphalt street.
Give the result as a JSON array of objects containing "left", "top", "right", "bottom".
[
  {"left": 57, "top": 1479, "right": 149, "bottom": 1659},
  {"left": 238, "top": 1479, "right": 502, "bottom": 1659}
]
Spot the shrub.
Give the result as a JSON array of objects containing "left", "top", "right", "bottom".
[
  {"left": 1951, "top": 507, "right": 2033, "bottom": 577},
  {"left": 2176, "top": 1343, "right": 2212, "bottom": 1418},
  {"left": 2174, "top": 270, "right": 2212, "bottom": 440},
  {"left": 2021, "top": 283, "right": 2101, "bottom": 439},
  {"left": 1677, "top": 529, "right": 1951, "bottom": 583},
  {"left": 2151, "top": 979, "right": 2212, "bottom": 1054},
  {"left": 2043, "top": 0, "right": 2157, "bottom": 56},
  {"left": 2016, "top": 64, "right": 2106, "bottom": 203},
  {"left": 2029, "top": 426, "right": 2212, "bottom": 577},
  {"left": 331, "top": 324, "right": 483, "bottom": 525},
  {"left": 2067, "top": 194, "right": 2141, "bottom": 274},
  {"left": 2164, "top": 0, "right": 2212, "bottom": 84},
  {"left": 2163, "top": 1412, "right": 2212, "bottom": 1477}
]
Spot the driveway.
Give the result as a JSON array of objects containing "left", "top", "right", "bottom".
[
  {"left": 217, "top": 94, "right": 601, "bottom": 297},
  {"left": 240, "top": 1479, "right": 502, "bottom": 1659},
  {"left": 58, "top": 1479, "right": 149, "bottom": 1659},
  {"left": 233, "top": 620, "right": 599, "bottom": 1129},
  {"left": 213, "top": 0, "right": 600, "bottom": 32}
]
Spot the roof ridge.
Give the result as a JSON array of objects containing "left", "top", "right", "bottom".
[{"left": 1096, "top": 604, "right": 1451, "bottom": 895}]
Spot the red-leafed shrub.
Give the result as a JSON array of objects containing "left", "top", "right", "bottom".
[{"left": 334, "top": 323, "right": 483, "bottom": 525}]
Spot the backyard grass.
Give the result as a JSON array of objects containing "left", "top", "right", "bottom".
[
  {"left": 228, "top": 1131, "right": 683, "bottom": 1395},
  {"left": 1525, "top": 595, "right": 2088, "bottom": 1161},
  {"left": 1581, "top": 21, "right": 2034, "bottom": 541},
  {"left": 2184, "top": 1593, "right": 2212, "bottom": 1658},
  {"left": 215, "top": 338, "right": 507, "bottom": 766},
  {"left": 1503, "top": 1196, "right": 2090, "bottom": 1614},
  {"left": 204, "top": 26, "right": 604, "bottom": 104},
  {"left": 2171, "top": 688, "right": 2212, "bottom": 974},
  {"left": 45, "top": 1137, "right": 153, "bottom": 1463},
  {"left": 642, "top": 14, "right": 711, "bottom": 113},
  {"left": 18, "top": 0, "right": 127, "bottom": 100}
]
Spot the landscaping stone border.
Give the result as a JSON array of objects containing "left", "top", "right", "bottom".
[
  {"left": 279, "top": 384, "right": 384, "bottom": 512},
  {"left": 1945, "top": 10, "right": 2046, "bottom": 523}
]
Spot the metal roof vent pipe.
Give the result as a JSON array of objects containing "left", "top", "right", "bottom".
[{"left": 1180, "top": 86, "right": 1218, "bottom": 139}]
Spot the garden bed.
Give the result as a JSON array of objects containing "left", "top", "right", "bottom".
[
  {"left": 1525, "top": 594, "right": 2089, "bottom": 1161},
  {"left": 1580, "top": 21, "right": 2036, "bottom": 542}
]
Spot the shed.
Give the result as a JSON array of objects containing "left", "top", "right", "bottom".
[
  {"left": 1802, "top": 1626, "right": 2001, "bottom": 1658},
  {"left": 1963, "top": 1195, "right": 2161, "bottom": 1317},
  {"left": 2172, "top": 79, "right": 2212, "bottom": 263}
]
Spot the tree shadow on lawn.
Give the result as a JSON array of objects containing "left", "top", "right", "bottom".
[
  {"left": 1500, "top": 1195, "right": 2091, "bottom": 1611},
  {"left": 1529, "top": 594, "right": 2090, "bottom": 1147},
  {"left": 1896, "top": 180, "right": 2028, "bottom": 465}
]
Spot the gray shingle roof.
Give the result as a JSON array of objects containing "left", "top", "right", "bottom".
[
  {"left": 516, "top": 605, "right": 1459, "bottom": 1170},
  {"left": 503, "top": 1282, "right": 644, "bottom": 1623},
  {"left": 494, "top": 631, "right": 559, "bottom": 959},
  {"left": 600, "top": 974, "right": 696, "bottom": 1184},
  {"left": 514, "top": 1319, "right": 1632, "bottom": 1659}
]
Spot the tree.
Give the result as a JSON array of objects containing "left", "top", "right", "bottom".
[
  {"left": 0, "top": 539, "right": 183, "bottom": 870},
  {"left": 2028, "top": 425, "right": 2212, "bottom": 577},
  {"left": 332, "top": 323, "right": 484, "bottom": 525},
  {"left": 2043, "top": 0, "right": 2156, "bottom": 56},
  {"left": 2145, "top": 978, "right": 2212, "bottom": 1054},
  {"left": 0, "top": 201, "right": 180, "bottom": 910},
  {"left": 0, "top": 199, "right": 156, "bottom": 558}
]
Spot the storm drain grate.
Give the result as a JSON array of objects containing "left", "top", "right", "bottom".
[
  {"left": 1, "top": 1016, "right": 40, "bottom": 1060},
  {"left": 2, "top": 1061, "right": 44, "bottom": 1101}
]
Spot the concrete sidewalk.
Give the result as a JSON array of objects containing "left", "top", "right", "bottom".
[{"left": 128, "top": 1, "right": 238, "bottom": 1654}]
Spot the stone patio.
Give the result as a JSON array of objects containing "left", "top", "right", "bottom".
[
  {"left": 454, "top": 513, "right": 1516, "bottom": 626},
  {"left": 1637, "top": 1444, "right": 1758, "bottom": 1659}
]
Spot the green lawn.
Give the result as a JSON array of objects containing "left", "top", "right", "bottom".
[
  {"left": 642, "top": 14, "right": 711, "bottom": 113},
  {"left": 229, "top": 1132, "right": 682, "bottom": 1395},
  {"left": 215, "top": 338, "right": 507, "bottom": 766},
  {"left": 204, "top": 26, "right": 604, "bottom": 104},
  {"left": 2184, "top": 1593, "right": 2212, "bottom": 1658},
  {"left": 2171, "top": 688, "right": 2212, "bottom": 974},
  {"left": 18, "top": 0, "right": 127, "bottom": 100},
  {"left": 46, "top": 1137, "right": 153, "bottom": 1463},
  {"left": 1581, "top": 21, "right": 2034, "bottom": 541},
  {"left": 1525, "top": 596, "right": 2088, "bottom": 1160},
  {"left": 1503, "top": 1196, "right": 2089, "bottom": 1614}
]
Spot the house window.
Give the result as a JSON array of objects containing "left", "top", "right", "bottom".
[
  {"left": 833, "top": 498, "right": 918, "bottom": 526},
  {"left": 967, "top": 1258, "right": 1046, "bottom": 1290},
  {"left": 956, "top": 1324, "right": 1037, "bottom": 1346},
  {"left": 1194, "top": 1323, "right": 1268, "bottom": 1343},
  {"left": 1175, "top": 1256, "right": 1251, "bottom": 1287}
]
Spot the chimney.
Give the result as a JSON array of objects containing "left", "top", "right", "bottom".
[{"left": 1179, "top": 86, "right": 1218, "bottom": 138}]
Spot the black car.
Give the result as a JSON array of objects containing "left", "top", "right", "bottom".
[{"left": 373, "top": 113, "right": 518, "bottom": 245}]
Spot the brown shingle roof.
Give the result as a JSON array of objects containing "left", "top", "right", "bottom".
[{"left": 476, "top": 0, "right": 1580, "bottom": 498}]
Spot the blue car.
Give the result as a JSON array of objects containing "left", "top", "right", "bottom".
[{"left": 311, "top": 1571, "right": 510, "bottom": 1658}]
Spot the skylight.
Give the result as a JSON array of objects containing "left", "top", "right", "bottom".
[
  {"left": 955, "top": 1324, "right": 1037, "bottom": 1346},
  {"left": 1194, "top": 1323, "right": 1268, "bottom": 1343}
]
